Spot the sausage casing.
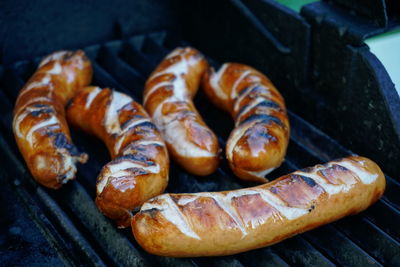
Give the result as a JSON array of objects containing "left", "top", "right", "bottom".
[
  {"left": 132, "top": 156, "right": 385, "bottom": 257},
  {"left": 144, "top": 47, "right": 220, "bottom": 176},
  {"left": 12, "top": 50, "right": 92, "bottom": 189},
  {"left": 67, "top": 87, "right": 169, "bottom": 228},
  {"left": 202, "top": 63, "right": 289, "bottom": 182}
]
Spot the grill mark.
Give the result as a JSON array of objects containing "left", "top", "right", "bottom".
[
  {"left": 124, "top": 168, "right": 148, "bottom": 176},
  {"left": 30, "top": 108, "right": 54, "bottom": 117},
  {"left": 238, "top": 84, "right": 261, "bottom": 96},
  {"left": 32, "top": 103, "right": 49, "bottom": 108},
  {"left": 114, "top": 119, "right": 154, "bottom": 154},
  {"left": 122, "top": 141, "right": 164, "bottom": 155},
  {"left": 116, "top": 154, "right": 155, "bottom": 166},
  {"left": 121, "top": 119, "right": 153, "bottom": 134},
  {"left": 254, "top": 100, "right": 281, "bottom": 110},
  {"left": 298, "top": 175, "right": 317, "bottom": 187},
  {"left": 106, "top": 159, "right": 160, "bottom": 179},
  {"left": 131, "top": 121, "right": 157, "bottom": 130},
  {"left": 17, "top": 97, "right": 53, "bottom": 112},
  {"left": 120, "top": 115, "right": 145, "bottom": 128},
  {"left": 48, "top": 132, "right": 81, "bottom": 156},
  {"left": 236, "top": 99, "right": 281, "bottom": 120},
  {"left": 241, "top": 84, "right": 266, "bottom": 97},
  {"left": 134, "top": 141, "right": 164, "bottom": 148},
  {"left": 331, "top": 164, "right": 349, "bottom": 172},
  {"left": 300, "top": 166, "right": 315, "bottom": 173},
  {"left": 239, "top": 114, "right": 284, "bottom": 128}
]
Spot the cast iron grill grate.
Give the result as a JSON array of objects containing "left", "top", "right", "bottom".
[{"left": 0, "top": 32, "right": 399, "bottom": 266}]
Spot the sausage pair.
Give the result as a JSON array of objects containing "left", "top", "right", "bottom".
[
  {"left": 145, "top": 48, "right": 289, "bottom": 182},
  {"left": 13, "top": 51, "right": 169, "bottom": 227}
]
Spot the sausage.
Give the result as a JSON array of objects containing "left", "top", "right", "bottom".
[
  {"left": 132, "top": 156, "right": 385, "bottom": 257},
  {"left": 202, "top": 63, "right": 289, "bottom": 182},
  {"left": 143, "top": 47, "right": 220, "bottom": 176},
  {"left": 12, "top": 50, "right": 92, "bottom": 189},
  {"left": 67, "top": 86, "right": 169, "bottom": 228}
]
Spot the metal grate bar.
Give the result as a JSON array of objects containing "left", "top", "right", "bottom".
[
  {"left": 337, "top": 217, "right": 400, "bottom": 265},
  {"left": 235, "top": 247, "right": 290, "bottom": 267},
  {"left": 96, "top": 46, "right": 145, "bottom": 102}
]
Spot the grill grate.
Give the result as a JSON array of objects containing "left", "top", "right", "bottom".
[{"left": 0, "top": 31, "right": 399, "bottom": 266}]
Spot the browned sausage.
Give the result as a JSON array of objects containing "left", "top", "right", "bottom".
[
  {"left": 132, "top": 156, "right": 385, "bottom": 257},
  {"left": 202, "top": 63, "right": 289, "bottom": 182},
  {"left": 67, "top": 86, "right": 169, "bottom": 228},
  {"left": 144, "top": 47, "right": 220, "bottom": 176},
  {"left": 12, "top": 50, "right": 92, "bottom": 189}
]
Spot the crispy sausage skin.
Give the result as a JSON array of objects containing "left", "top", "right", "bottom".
[
  {"left": 143, "top": 47, "right": 220, "bottom": 176},
  {"left": 132, "top": 156, "right": 385, "bottom": 257},
  {"left": 67, "top": 86, "right": 169, "bottom": 228},
  {"left": 202, "top": 63, "right": 289, "bottom": 182},
  {"left": 12, "top": 50, "right": 92, "bottom": 189}
]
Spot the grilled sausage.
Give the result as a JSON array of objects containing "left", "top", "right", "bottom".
[
  {"left": 202, "top": 63, "right": 289, "bottom": 182},
  {"left": 12, "top": 50, "right": 92, "bottom": 189},
  {"left": 67, "top": 86, "right": 169, "bottom": 228},
  {"left": 144, "top": 47, "right": 220, "bottom": 176},
  {"left": 132, "top": 156, "right": 385, "bottom": 257}
]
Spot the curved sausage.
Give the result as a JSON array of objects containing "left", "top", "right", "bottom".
[
  {"left": 12, "top": 50, "right": 92, "bottom": 189},
  {"left": 144, "top": 47, "right": 220, "bottom": 176},
  {"left": 67, "top": 86, "right": 169, "bottom": 228},
  {"left": 132, "top": 156, "right": 385, "bottom": 257},
  {"left": 202, "top": 63, "right": 289, "bottom": 182}
]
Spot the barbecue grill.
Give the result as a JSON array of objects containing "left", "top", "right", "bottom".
[{"left": 1, "top": 0, "right": 399, "bottom": 266}]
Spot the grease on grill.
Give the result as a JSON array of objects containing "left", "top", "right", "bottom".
[{"left": 239, "top": 114, "right": 284, "bottom": 128}]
